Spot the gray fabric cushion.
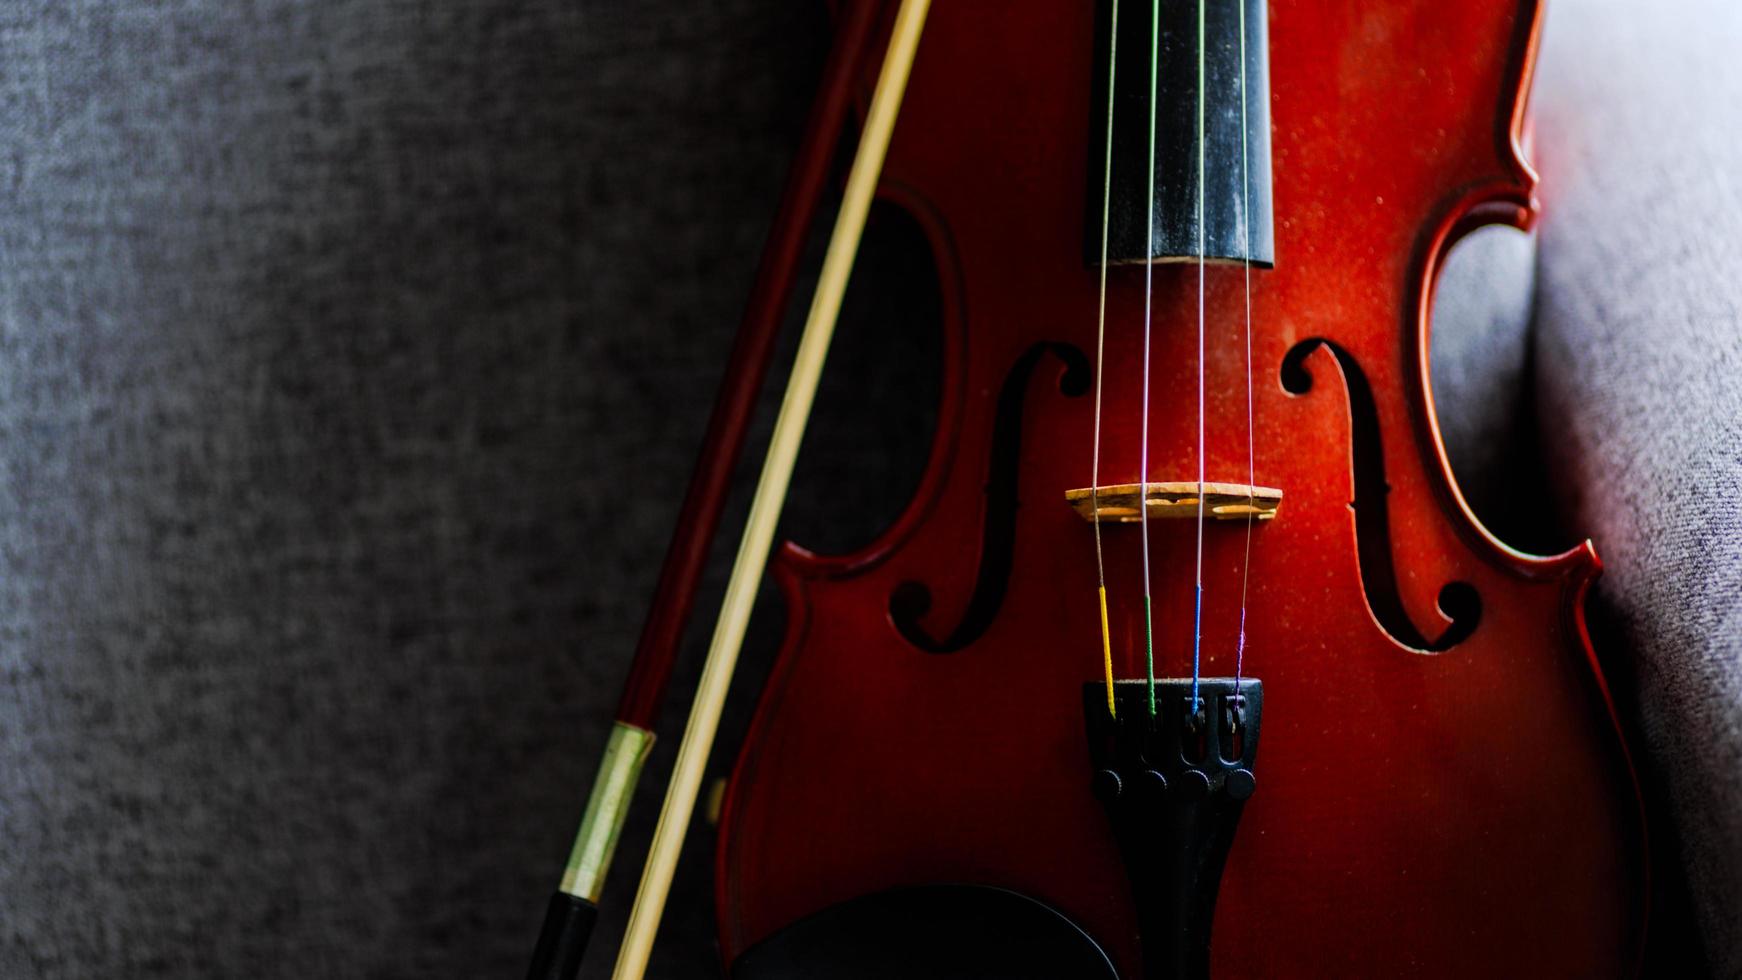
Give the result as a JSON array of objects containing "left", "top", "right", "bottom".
[
  {"left": 1529, "top": 1, "right": 1742, "bottom": 974},
  {"left": 0, "top": 2, "right": 826, "bottom": 976},
  {"left": 1431, "top": 5, "right": 1742, "bottom": 973},
  {"left": 1431, "top": 226, "right": 1552, "bottom": 552}
]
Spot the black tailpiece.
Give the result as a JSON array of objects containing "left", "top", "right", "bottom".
[{"left": 1083, "top": 678, "right": 1262, "bottom": 980}]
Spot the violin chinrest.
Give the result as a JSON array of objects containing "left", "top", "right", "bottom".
[{"left": 730, "top": 884, "right": 1118, "bottom": 980}]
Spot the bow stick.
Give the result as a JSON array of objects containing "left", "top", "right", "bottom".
[
  {"left": 610, "top": 1, "right": 932, "bottom": 976},
  {"left": 525, "top": 4, "right": 884, "bottom": 977},
  {"left": 524, "top": 3, "right": 930, "bottom": 978}
]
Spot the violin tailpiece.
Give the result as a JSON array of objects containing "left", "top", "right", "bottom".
[{"left": 1084, "top": 678, "right": 1263, "bottom": 980}]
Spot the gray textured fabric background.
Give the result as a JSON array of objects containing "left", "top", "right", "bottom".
[
  {"left": 0, "top": 1, "right": 1735, "bottom": 978},
  {"left": 1531, "top": 1, "right": 1742, "bottom": 972},
  {"left": 0, "top": 2, "right": 829, "bottom": 976}
]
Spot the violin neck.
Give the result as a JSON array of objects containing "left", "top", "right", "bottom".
[{"left": 1089, "top": 0, "right": 1275, "bottom": 267}]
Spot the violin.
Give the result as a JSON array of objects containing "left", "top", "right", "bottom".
[{"left": 530, "top": 1, "right": 1649, "bottom": 977}]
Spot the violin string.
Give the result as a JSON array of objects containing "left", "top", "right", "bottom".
[
  {"left": 1189, "top": 0, "right": 1206, "bottom": 714},
  {"left": 1092, "top": 0, "right": 1120, "bottom": 721},
  {"left": 1139, "top": 0, "right": 1161, "bottom": 719},
  {"left": 1234, "top": 0, "right": 1255, "bottom": 700}
]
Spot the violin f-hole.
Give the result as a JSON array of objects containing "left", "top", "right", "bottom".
[
  {"left": 890, "top": 341, "right": 1090, "bottom": 654},
  {"left": 1281, "top": 338, "right": 1482, "bottom": 652}
]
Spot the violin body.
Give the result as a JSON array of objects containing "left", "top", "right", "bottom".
[{"left": 715, "top": 1, "right": 1646, "bottom": 975}]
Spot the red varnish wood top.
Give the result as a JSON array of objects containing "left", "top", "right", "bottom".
[{"left": 715, "top": 2, "right": 1647, "bottom": 976}]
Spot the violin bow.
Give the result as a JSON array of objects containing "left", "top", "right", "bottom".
[
  {"left": 608, "top": 1, "right": 932, "bottom": 976},
  {"left": 524, "top": 2, "right": 930, "bottom": 977}
]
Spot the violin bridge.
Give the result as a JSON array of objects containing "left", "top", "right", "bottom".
[{"left": 1064, "top": 482, "right": 1282, "bottom": 523}]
